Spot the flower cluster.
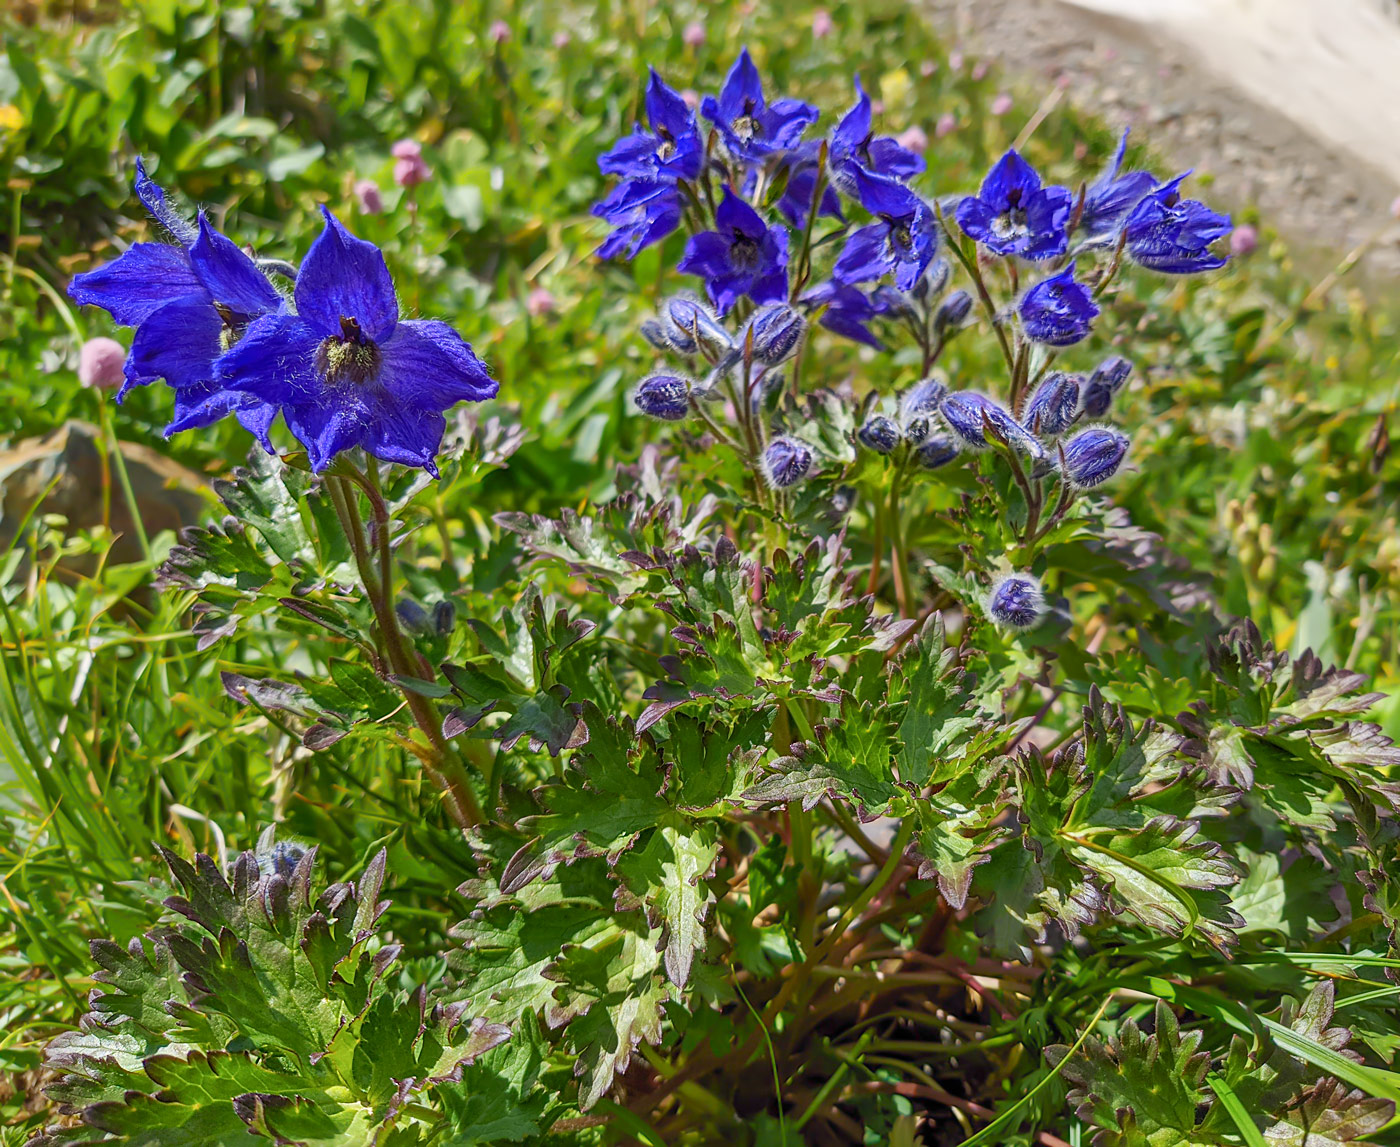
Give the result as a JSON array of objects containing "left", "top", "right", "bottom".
[
  {"left": 68, "top": 162, "right": 497, "bottom": 475},
  {"left": 595, "top": 53, "right": 1231, "bottom": 628}
]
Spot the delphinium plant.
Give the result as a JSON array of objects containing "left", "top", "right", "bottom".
[{"left": 28, "top": 44, "right": 1400, "bottom": 1147}]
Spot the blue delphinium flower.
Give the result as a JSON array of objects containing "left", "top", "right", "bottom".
[
  {"left": 216, "top": 208, "right": 496, "bottom": 475},
  {"left": 599, "top": 68, "right": 704, "bottom": 182},
  {"left": 826, "top": 76, "right": 925, "bottom": 195},
  {"left": 760, "top": 436, "right": 814, "bottom": 488},
  {"left": 802, "top": 281, "right": 885, "bottom": 348},
  {"left": 939, "top": 391, "right": 1043, "bottom": 457},
  {"left": 634, "top": 374, "right": 693, "bottom": 420},
  {"left": 833, "top": 168, "right": 937, "bottom": 291},
  {"left": 1080, "top": 355, "right": 1132, "bottom": 417},
  {"left": 1021, "top": 371, "right": 1081, "bottom": 436},
  {"left": 858, "top": 415, "right": 901, "bottom": 454},
  {"left": 1062, "top": 426, "right": 1130, "bottom": 487},
  {"left": 987, "top": 573, "right": 1046, "bottom": 631},
  {"left": 702, "top": 47, "right": 819, "bottom": 165},
  {"left": 67, "top": 159, "right": 282, "bottom": 447},
  {"left": 1123, "top": 173, "right": 1231, "bottom": 273},
  {"left": 677, "top": 187, "right": 789, "bottom": 315},
  {"left": 593, "top": 179, "right": 683, "bottom": 260},
  {"left": 1077, "top": 129, "right": 1158, "bottom": 244},
  {"left": 1019, "top": 263, "right": 1100, "bottom": 346},
  {"left": 956, "top": 150, "right": 1072, "bottom": 260}
]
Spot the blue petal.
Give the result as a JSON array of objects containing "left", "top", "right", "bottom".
[
  {"left": 164, "top": 379, "right": 279, "bottom": 452},
  {"left": 599, "top": 130, "right": 663, "bottom": 179},
  {"left": 647, "top": 69, "right": 695, "bottom": 139},
  {"left": 285, "top": 396, "right": 373, "bottom": 473},
  {"left": 833, "top": 223, "right": 890, "bottom": 285},
  {"left": 68, "top": 243, "right": 204, "bottom": 327},
  {"left": 215, "top": 312, "right": 321, "bottom": 405},
  {"left": 363, "top": 402, "right": 448, "bottom": 476},
  {"left": 831, "top": 77, "right": 872, "bottom": 156},
  {"left": 381, "top": 320, "right": 499, "bottom": 409},
  {"left": 295, "top": 207, "right": 398, "bottom": 341},
  {"left": 762, "top": 99, "right": 820, "bottom": 150},
  {"left": 979, "top": 150, "right": 1041, "bottom": 210},
  {"left": 716, "top": 188, "right": 769, "bottom": 241},
  {"left": 189, "top": 213, "right": 283, "bottom": 319},
  {"left": 714, "top": 47, "right": 764, "bottom": 125},
  {"left": 865, "top": 137, "right": 925, "bottom": 180},
  {"left": 124, "top": 294, "right": 223, "bottom": 393},
  {"left": 133, "top": 157, "right": 198, "bottom": 247},
  {"left": 853, "top": 166, "right": 919, "bottom": 220},
  {"left": 677, "top": 231, "right": 732, "bottom": 280}
]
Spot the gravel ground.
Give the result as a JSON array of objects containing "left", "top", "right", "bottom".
[{"left": 918, "top": 0, "right": 1400, "bottom": 283}]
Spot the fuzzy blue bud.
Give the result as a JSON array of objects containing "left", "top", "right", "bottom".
[
  {"left": 872, "top": 284, "right": 917, "bottom": 321},
  {"left": 939, "top": 391, "right": 1043, "bottom": 458},
  {"left": 916, "top": 434, "right": 961, "bottom": 470},
  {"left": 432, "top": 599, "right": 456, "bottom": 636},
  {"left": 1062, "top": 426, "right": 1130, "bottom": 487},
  {"left": 1080, "top": 355, "right": 1132, "bottom": 417},
  {"left": 900, "top": 378, "right": 948, "bottom": 426},
  {"left": 1022, "top": 371, "right": 1081, "bottom": 436},
  {"left": 665, "top": 294, "right": 733, "bottom": 359},
  {"left": 761, "top": 436, "right": 814, "bottom": 488},
  {"left": 259, "top": 840, "right": 307, "bottom": 879},
  {"left": 912, "top": 257, "right": 953, "bottom": 302},
  {"left": 641, "top": 316, "right": 693, "bottom": 355},
  {"left": 634, "top": 374, "right": 692, "bottom": 421},
  {"left": 987, "top": 573, "right": 1046, "bottom": 631},
  {"left": 396, "top": 599, "right": 431, "bottom": 633},
  {"left": 858, "top": 415, "right": 902, "bottom": 455},
  {"left": 934, "top": 289, "right": 974, "bottom": 334},
  {"left": 745, "top": 304, "right": 806, "bottom": 366}
]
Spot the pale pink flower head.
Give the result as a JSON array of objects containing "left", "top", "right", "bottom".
[
  {"left": 920, "top": 59, "right": 938, "bottom": 78},
  {"left": 354, "top": 179, "right": 383, "bottom": 215},
  {"left": 489, "top": 19, "right": 511, "bottom": 44},
  {"left": 948, "top": 50, "right": 964, "bottom": 72},
  {"left": 391, "top": 139, "right": 431, "bottom": 187},
  {"left": 553, "top": 30, "right": 571, "bottom": 49},
  {"left": 526, "top": 287, "right": 557, "bottom": 317},
  {"left": 896, "top": 125, "right": 928, "bottom": 155},
  {"left": 681, "top": 88, "right": 700, "bottom": 110},
  {"left": 935, "top": 112, "right": 957, "bottom": 138},
  {"left": 812, "top": 9, "right": 834, "bottom": 37},
  {"left": 78, "top": 337, "right": 126, "bottom": 390},
  {"left": 990, "top": 92, "right": 1013, "bottom": 117},
  {"left": 971, "top": 60, "right": 988, "bottom": 81},
  {"left": 1229, "top": 224, "right": 1258, "bottom": 257},
  {"left": 683, "top": 21, "right": 705, "bottom": 47},
  {"left": 1390, "top": 193, "right": 1400, "bottom": 219}
]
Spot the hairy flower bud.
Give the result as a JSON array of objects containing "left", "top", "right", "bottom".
[
  {"left": 634, "top": 374, "right": 692, "bottom": 421},
  {"left": 911, "top": 257, "right": 952, "bottom": 303},
  {"left": 858, "top": 415, "right": 902, "bottom": 454},
  {"left": 916, "top": 434, "right": 961, "bottom": 470},
  {"left": 432, "top": 599, "right": 456, "bottom": 636},
  {"left": 934, "top": 289, "right": 974, "bottom": 334},
  {"left": 745, "top": 304, "right": 806, "bottom": 366},
  {"left": 939, "top": 391, "right": 1043, "bottom": 457},
  {"left": 1022, "top": 371, "right": 1081, "bottom": 436},
  {"left": 1080, "top": 355, "right": 1132, "bottom": 417},
  {"left": 761, "top": 436, "right": 814, "bottom": 488},
  {"left": 899, "top": 377, "right": 948, "bottom": 426},
  {"left": 665, "top": 294, "right": 733, "bottom": 360},
  {"left": 396, "top": 599, "right": 431, "bottom": 633},
  {"left": 987, "top": 573, "right": 1046, "bottom": 631},
  {"left": 1062, "top": 426, "right": 1130, "bottom": 487}
]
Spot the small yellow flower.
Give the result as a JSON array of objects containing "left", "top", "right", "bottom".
[{"left": 0, "top": 104, "right": 24, "bottom": 133}]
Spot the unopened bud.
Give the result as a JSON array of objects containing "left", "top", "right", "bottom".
[
  {"left": 899, "top": 377, "right": 948, "bottom": 427},
  {"left": 634, "top": 374, "right": 693, "bottom": 421},
  {"left": 858, "top": 415, "right": 901, "bottom": 455},
  {"left": 745, "top": 304, "right": 806, "bottom": 366},
  {"left": 761, "top": 436, "right": 814, "bottom": 488},
  {"left": 1080, "top": 355, "right": 1132, "bottom": 418},
  {"left": 665, "top": 294, "right": 733, "bottom": 360},
  {"left": 1062, "top": 426, "right": 1130, "bottom": 487},
  {"left": 987, "top": 573, "right": 1046, "bottom": 631},
  {"left": 1022, "top": 371, "right": 1081, "bottom": 436},
  {"left": 396, "top": 599, "right": 431, "bottom": 633},
  {"left": 940, "top": 391, "right": 1042, "bottom": 457},
  {"left": 916, "top": 434, "right": 961, "bottom": 470},
  {"left": 934, "top": 289, "right": 974, "bottom": 334},
  {"left": 432, "top": 599, "right": 456, "bottom": 636}
]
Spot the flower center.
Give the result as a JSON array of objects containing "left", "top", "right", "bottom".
[
  {"left": 883, "top": 216, "right": 914, "bottom": 255},
  {"left": 732, "top": 99, "right": 762, "bottom": 143},
  {"left": 729, "top": 233, "right": 761, "bottom": 272},
  {"left": 213, "top": 301, "right": 242, "bottom": 352},
  {"left": 315, "top": 315, "right": 382, "bottom": 386},
  {"left": 990, "top": 208, "right": 1030, "bottom": 240},
  {"left": 656, "top": 127, "right": 676, "bottom": 162}
]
